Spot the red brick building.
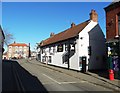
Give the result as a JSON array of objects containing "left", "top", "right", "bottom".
[
  {"left": 104, "top": 1, "right": 120, "bottom": 55},
  {"left": 104, "top": 1, "right": 120, "bottom": 41},
  {"left": 104, "top": 1, "right": 120, "bottom": 72}
]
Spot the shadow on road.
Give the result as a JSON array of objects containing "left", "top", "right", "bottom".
[{"left": 2, "top": 60, "right": 48, "bottom": 92}]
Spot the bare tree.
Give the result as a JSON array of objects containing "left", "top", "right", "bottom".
[{"left": 3, "top": 29, "right": 14, "bottom": 46}]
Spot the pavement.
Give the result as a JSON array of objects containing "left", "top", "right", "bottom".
[{"left": 26, "top": 59, "right": 120, "bottom": 92}]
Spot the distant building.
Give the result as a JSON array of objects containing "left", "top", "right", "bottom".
[
  {"left": 37, "top": 10, "right": 107, "bottom": 71},
  {"left": 31, "top": 51, "right": 37, "bottom": 58},
  {"left": 7, "top": 42, "right": 29, "bottom": 59},
  {"left": 0, "top": 26, "right": 5, "bottom": 61}
]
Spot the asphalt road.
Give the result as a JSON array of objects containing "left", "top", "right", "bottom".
[
  {"left": 2, "top": 60, "right": 47, "bottom": 92},
  {"left": 17, "top": 59, "right": 113, "bottom": 92}
]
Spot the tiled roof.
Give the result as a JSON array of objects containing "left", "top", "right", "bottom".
[
  {"left": 40, "top": 20, "right": 89, "bottom": 47},
  {"left": 9, "top": 43, "right": 28, "bottom": 47}
]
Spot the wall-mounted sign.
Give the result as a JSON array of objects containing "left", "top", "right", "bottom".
[{"left": 57, "top": 44, "right": 63, "bottom": 52}]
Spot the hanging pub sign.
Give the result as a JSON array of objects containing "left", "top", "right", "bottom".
[{"left": 57, "top": 44, "right": 63, "bottom": 52}]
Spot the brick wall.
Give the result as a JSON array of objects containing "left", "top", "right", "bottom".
[{"left": 106, "top": 5, "right": 120, "bottom": 41}]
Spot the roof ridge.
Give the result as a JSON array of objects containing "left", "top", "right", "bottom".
[{"left": 41, "top": 20, "right": 89, "bottom": 46}]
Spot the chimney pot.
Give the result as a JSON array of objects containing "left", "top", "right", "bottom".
[
  {"left": 71, "top": 22, "right": 76, "bottom": 28},
  {"left": 50, "top": 32, "right": 55, "bottom": 37}
]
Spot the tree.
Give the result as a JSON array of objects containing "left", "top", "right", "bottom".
[{"left": 3, "top": 29, "right": 14, "bottom": 46}]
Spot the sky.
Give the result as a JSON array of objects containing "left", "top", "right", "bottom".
[{"left": 2, "top": 2, "right": 111, "bottom": 51}]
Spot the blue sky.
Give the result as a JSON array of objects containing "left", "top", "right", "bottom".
[{"left": 2, "top": 2, "right": 111, "bottom": 51}]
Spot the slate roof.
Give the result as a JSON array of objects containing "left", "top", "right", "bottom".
[{"left": 40, "top": 20, "right": 90, "bottom": 47}]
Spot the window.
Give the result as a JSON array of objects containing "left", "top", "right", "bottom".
[
  {"left": 70, "top": 44, "right": 75, "bottom": 51},
  {"left": 9, "top": 46, "right": 12, "bottom": 48},
  {"left": 49, "top": 47, "right": 51, "bottom": 53},
  {"left": 15, "top": 46, "right": 18, "bottom": 49},
  {"left": 118, "top": 14, "right": 120, "bottom": 35},
  {"left": 9, "top": 49, "right": 12, "bottom": 53},
  {"left": 48, "top": 56, "right": 52, "bottom": 63},
  {"left": 65, "top": 44, "right": 68, "bottom": 51},
  {"left": 41, "top": 49, "right": 45, "bottom": 54},
  {"left": 19, "top": 46, "right": 22, "bottom": 49},
  {"left": 88, "top": 46, "right": 91, "bottom": 55},
  {"left": 57, "top": 44, "right": 63, "bottom": 52},
  {"left": 15, "top": 51, "right": 17, "bottom": 54},
  {"left": 24, "top": 49, "right": 26, "bottom": 51}
]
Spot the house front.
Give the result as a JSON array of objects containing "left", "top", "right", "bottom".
[
  {"left": 7, "top": 42, "right": 29, "bottom": 59},
  {"left": 37, "top": 10, "right": 107, "bottom": 71}
]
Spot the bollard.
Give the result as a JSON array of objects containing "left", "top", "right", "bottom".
[{"left": 109, "top": 69, "right": 114, "bottom": 80}]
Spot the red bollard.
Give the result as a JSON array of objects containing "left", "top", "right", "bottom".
[{"left": 109, "top": 69, "right": 114, "bottom": 80}]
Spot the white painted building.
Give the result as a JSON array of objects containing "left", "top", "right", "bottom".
[{"left": 37, "top": 10, "right": 107, "bottom": 71}]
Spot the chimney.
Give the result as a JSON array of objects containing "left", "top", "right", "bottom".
[
  {"left": 89, "top": 9, "right": 98, "bottom": 22},
  {"left": 14, "top": 41, "right": 16, "bottom": 43},
  {"left": 50, "top": 32, "right": 55, "bottom": 37},
  {"left": 71, "top": 22, "right": 76, "bottom": 28}
]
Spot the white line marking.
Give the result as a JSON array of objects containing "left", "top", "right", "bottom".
[
  {"left": 42, "top": 73, "right": 61, "bottom": 84},
  {"left": 60, "top": 82, "right": 77, "bottom": 84}
]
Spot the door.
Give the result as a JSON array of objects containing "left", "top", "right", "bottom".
[{"left": 82, "top": 56, "right": 87, "bottom": 73}]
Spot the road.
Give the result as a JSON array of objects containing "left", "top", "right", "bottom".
[
  {"left": 2, "top": 60, "right": 47, "bottom": 92},
  {"left": 16, "top": 59, "right": 113, "bottom": 92}
]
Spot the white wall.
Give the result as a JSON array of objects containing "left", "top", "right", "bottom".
[
  {"left": 40, "top": 20, "right": 106, "bottom": 71},
  {"left": 69, "top": 39, "right": 79, "bottom": 70},
  {"left": 40, "top": 39, "right": 79, "bottom": 69},
  {"left": 78, "top": 21, "right": 106, "bottom": 70},
  {"left": 78, "top": 20, "right": 97, "bottom": 70}
]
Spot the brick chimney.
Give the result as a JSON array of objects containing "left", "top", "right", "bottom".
[
  {"left": 89, "top": 9, "right": 98, "bottom": 22},
  {"left": 71, "top": 22, "right": 76, "bottom": 28},
  {"left": 50, "top": 32, "right": 55, "bottom": 37}
]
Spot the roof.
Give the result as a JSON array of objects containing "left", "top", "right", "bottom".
[
  {"left": 40, "top": 20, "right": 89, "bottom": 47},
  {"left": 8, "top": 43, "right": 28, "bottom": 47},
  {"left": 104, "top": 0, "right": 120, "bottom": 12}
]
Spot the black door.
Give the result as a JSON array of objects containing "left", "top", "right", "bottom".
[{"left": 82, "top": 56, "right": 87, "bottom": 73}]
